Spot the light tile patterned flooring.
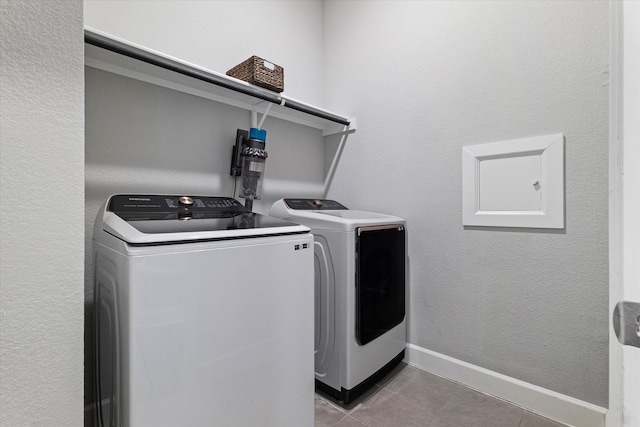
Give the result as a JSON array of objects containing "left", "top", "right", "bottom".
[{"left": 315, "top": 364, "right": 568, "bottom": 427}]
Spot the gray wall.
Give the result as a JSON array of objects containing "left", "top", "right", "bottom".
[
  {"left": 0, "top": 0, "right": 85, "bottom": 425},
  {"left": 323, "top": 0, "right": 609, "bottom": 406}
]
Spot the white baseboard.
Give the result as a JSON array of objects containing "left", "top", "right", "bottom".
[{"left": 405, "top": 344, "right": 607, "bottom": 427}]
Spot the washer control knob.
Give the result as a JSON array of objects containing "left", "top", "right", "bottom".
[
  {"left": 178, "top": 211, "right": 193, "bottom": 221},
  {"left": 179, "top": 196, "right": 194, "bottom": 206}
]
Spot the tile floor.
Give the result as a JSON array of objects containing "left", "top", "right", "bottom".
[{"left": 314, "top": 364, "right": 568, "bottom": 427}]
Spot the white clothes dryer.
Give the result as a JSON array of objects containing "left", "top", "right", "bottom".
[
  {"left": 270, "top": 199, "right": 407, "bottom": 405},
  {"left": 93, "top": 195, "right": 314, "bottom": 427}
]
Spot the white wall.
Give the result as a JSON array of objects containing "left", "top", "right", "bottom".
[
  {"left": 0, "top": 1, "right": 85, "bottom": 425},
  {"left": 84, "top": 0, "right": 325, "bottom": 105},
  {"left": 323, "top": 0, "right": 609, "bottom": 406}
]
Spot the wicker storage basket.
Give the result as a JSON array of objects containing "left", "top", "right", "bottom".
[{"left": 226, "top": 56, "right": 284, "bottom": 93}]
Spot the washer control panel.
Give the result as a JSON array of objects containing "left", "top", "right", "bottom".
[
  {"left": 283, "top": 199, "right": 348, "bottom": 210},
  {"left": 108, "top": 195, "right": 247, "bottom": 220}
]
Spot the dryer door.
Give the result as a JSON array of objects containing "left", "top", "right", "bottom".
[{"left": 355, "top": 225, "right": 406, "bottom": 345}]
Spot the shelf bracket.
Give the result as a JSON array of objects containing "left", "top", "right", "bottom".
[
  {"left": 251, "top": 101, "right": 274, "bottom": 129},
  {"left": 323, "top": 119, "right": 357, "bottom": 198}
]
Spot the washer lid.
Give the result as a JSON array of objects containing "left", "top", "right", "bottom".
[{"left": 100, "top": 195, "right": 309, "bottom": 244}]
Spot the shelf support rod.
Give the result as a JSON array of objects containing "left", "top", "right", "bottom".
[
  {"left": 258, "top": 102, "right": 273, "bottom": 128},
  {"left": 323, "top": 127, "right": 351, "bottom": 198}
]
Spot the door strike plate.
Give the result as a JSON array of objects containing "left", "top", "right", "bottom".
[{"left": 613, "top": 301, "right": 640, "bottom": 348}]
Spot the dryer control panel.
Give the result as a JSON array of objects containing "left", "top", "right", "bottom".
[{"left": 284, "top": 199, "right": 348, "bottom": 210}]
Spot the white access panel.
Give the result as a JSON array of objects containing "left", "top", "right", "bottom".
[
  {"left": 478, "top": 154, "right": 541, "bottom": 212},
  {"left": 462, "top": 133, "right": 565, "bottom": 229}
]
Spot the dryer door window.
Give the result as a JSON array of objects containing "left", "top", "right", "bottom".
[{"left": 356, "top": 225, "right": 406, "bottom": 345}]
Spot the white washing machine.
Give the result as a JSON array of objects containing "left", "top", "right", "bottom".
[
  {"left": 270, "top": 199, "right": 407, "bottom": 405},
  {"left": 93, "top": 194, "right": 314, "bottom": 427}
]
